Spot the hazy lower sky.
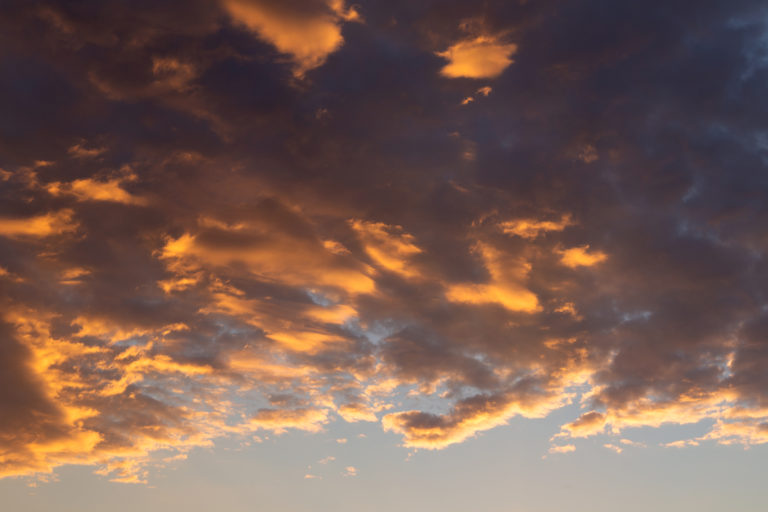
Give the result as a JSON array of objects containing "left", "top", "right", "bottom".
[{"left": 1, "top": 1, "right": 768, "bottom": 510}]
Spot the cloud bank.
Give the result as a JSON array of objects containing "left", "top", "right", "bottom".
[{"left": 1, "top": 0, "right": 768, "bottom": 483}]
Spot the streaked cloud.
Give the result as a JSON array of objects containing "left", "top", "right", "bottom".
[{"left": 0, "top": 210, "right": 77, "bottom": 239}]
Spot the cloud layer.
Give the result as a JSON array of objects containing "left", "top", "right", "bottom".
[{"left": 2, "top": 0, "right": 768, "bottom": 483}]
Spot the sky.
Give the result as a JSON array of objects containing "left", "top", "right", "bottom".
[{"left": 1, "top": 0, "right": 768, "bottom": 510}]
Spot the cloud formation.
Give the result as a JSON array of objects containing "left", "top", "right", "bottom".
[
  {"left": 222, "top": 0, "right": 360, "bottom": 76},
  {"left": 438, "top": 35, "right": 517, "bottom": 79},
  {"left": 1, "top": 0, "right": 768, "bottom": 485}
]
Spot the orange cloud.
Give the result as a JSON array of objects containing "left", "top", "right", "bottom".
[
  {"left": 46, "top": 174, "right": 146, "bottom": 205},
  {"left": 560, "top": 411, "right": 606, "bottom": 438},
  {"left": 0, "top": 209, "right": 77, "bottom": 239},
  {"left": 445, "top": 242, "right": 540, "bottom": 312},
  {"left": 438, "top": 35, "right": 517, "bottom": 79},
  {"left": 548, "top": 444, "right": 576, "bottom": 454},
  {"left": 559, "top": 245, "right": 607, "bottom": 268},
  {"left": 350, "top": 220, "right": 422, "bottom": 278},
  {"left": 500, "top": 214, "right": 573, "bottom": 239},
  {"left": 158, "top": 222, "right": 375, "bottom": 295},
  {"left": 382, "top": 392, "right": 561, "bottom": 449},
  {"left": 222, "top": 0, "right": 359, "bottom": 76},
  {"left": 337, "top": 403, "right": 378, "bottom": 423},
  {"left": 249, "top": 407, "right": 329, "bottom": 433}
]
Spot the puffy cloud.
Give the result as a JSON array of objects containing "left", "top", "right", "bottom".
[
  {"left": 222, "top": 0, "right": 359, "bottom": 76},
  {"left": 437, "top": 35, "right": 517, "bottom": 79}
]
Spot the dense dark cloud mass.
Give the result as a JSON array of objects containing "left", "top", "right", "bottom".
[{"left": 1, "top": 0, "right": 768, "bottom": 482}]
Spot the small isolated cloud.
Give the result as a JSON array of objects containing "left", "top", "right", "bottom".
[
  {"left": 222, "top": 0, "right": 360, "bottom": 76},
  {"left": 549, "top": 444, "right": 576, "bottom": 454},
  {"left": 343, "top": 466, "right": 357, "bottom": 477},
  {"left": 438, "top": 35, "right": 517, "bottom": 79},
  {"left": 603, "top": 443, "right": 623, "bottom": 454},
  {"left": 559, "top": 245, "right": 607, "bottom": 268},
  {"left": 304, "top": 473, "right": 321, "bottom": 479}
]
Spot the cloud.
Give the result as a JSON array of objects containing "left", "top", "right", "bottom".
[
  {"left": 559, "top": 245, "right": 608, "bottom": 268},
  {"left": 46, "top": 174, "right": 146, "bottom": 205},
  {"left": 560, "top": 411, "right": 606, "bottom": 438},
  {"left": 2, "top": 0, "right": 768, "bottom": 486},
  {"left": 548, "top": 444, "right": 576, "bottom": 454},
  {"left": 499, "top": 214, "right": 574, "bottom": 240},
  {"left": 249, "top": 408, "right": 329, "bottom": 434},
  {"left": 445, "top": 242, "right": 540, "bottom": 312},
  {"left": 0, "top": 210, "right": 78, "bottom": 239},
  {"left": 222, "top": 0, "right": 359, "bottom": 76},
  {"left": 382, "top": 390, "right": 562, "bottom": 449},
  {"left": 437, "top": 35, "right": 517, "bottom": 79},
  {"left": 350, "top": 220, "right": 423, "bottom": 278}
]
